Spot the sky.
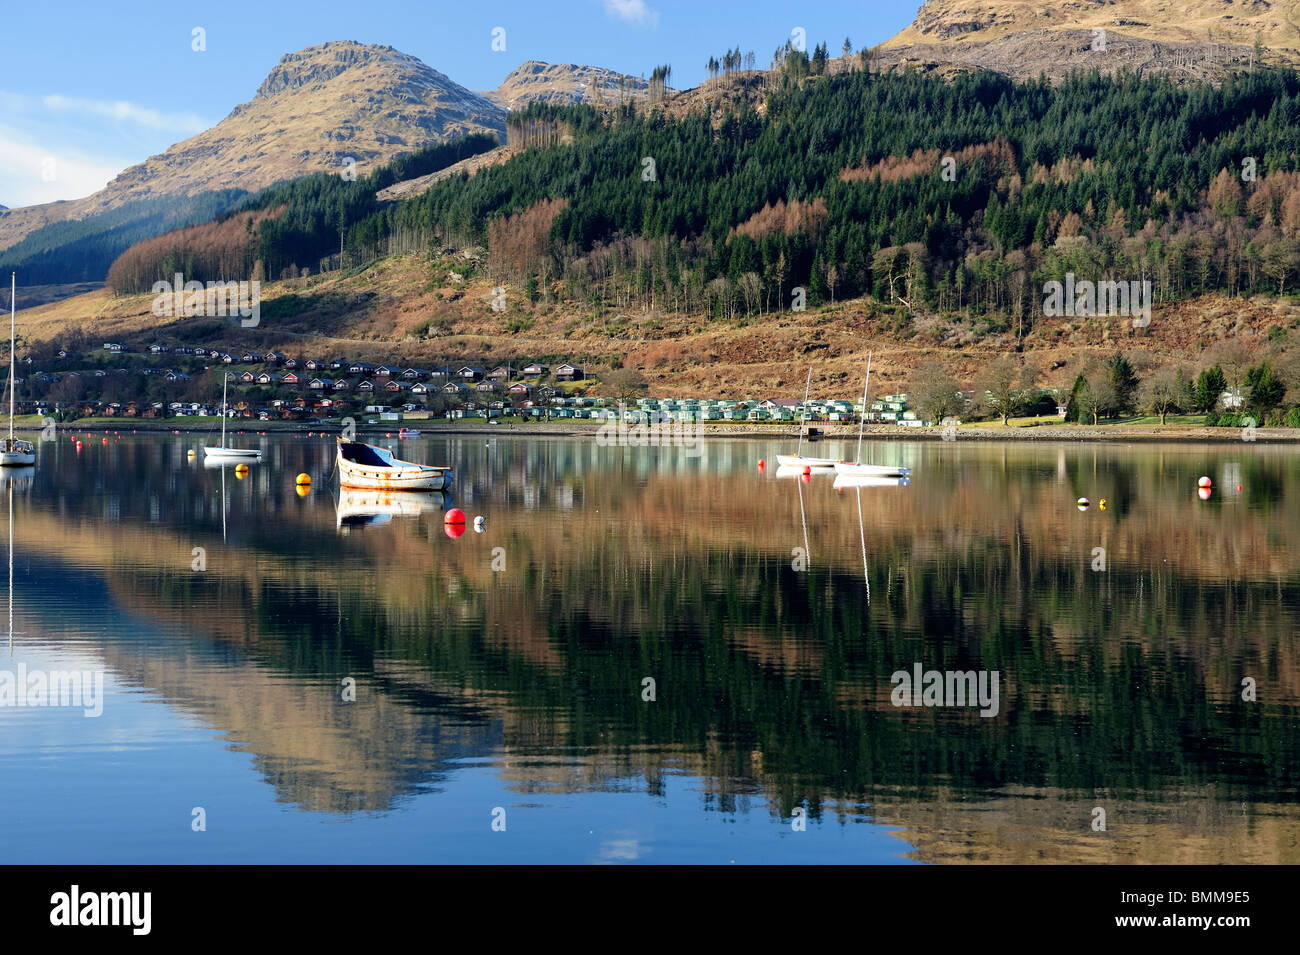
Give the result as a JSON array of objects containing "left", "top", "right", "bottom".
[{"left": 0, "top": 0, "right": 919, "bottom": 208}]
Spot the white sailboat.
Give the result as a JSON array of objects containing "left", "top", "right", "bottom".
[
  {"left": 203, "top": 373, "right": 262, "bottom": 460},
  {"left": 775, "top": 366, "right": 837, "bottom": 469},
  {"left": 1, "top": 274, "right": 35, "bottom": 468},
  {"left": 835, "top": 351, "right": 911, "bottom": 478}
]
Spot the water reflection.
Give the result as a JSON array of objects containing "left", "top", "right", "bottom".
[
  {"left": 336, "top": 488, "right": 452, "bottom": 530},
  {"left": 1, "top": 434, "right": 1298, "bottom": 862}
]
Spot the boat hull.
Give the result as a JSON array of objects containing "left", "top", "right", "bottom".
[
  {"left": 776, "top": 454, "right": 838, "bottom": 469},
  {"left": 834, "top": 461, "right": 911, "bottom": 477},
  {"left": 336, "top": 443, "right": 451, "bottom": 491},
  {"left": 0, "top": 438, "right": 36, "bottom": 467}
]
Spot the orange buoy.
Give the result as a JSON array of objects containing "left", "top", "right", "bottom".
[
  {"left": 1197, "top": 476, "right": 1212, "bottom": 488},
  {"left": 803, "top": 465, "right": 811, "bottom": 475},
  {"left": 102, "top": 437, "right": 108, "bottom": 445},
  {"left": 757, "top": 458, "right": 765, "bottom": 471},
  {"left": 295, "top": 473, "right": 311, "bottom": 486},
  {"left": 444, "top": 507, "right": 466, "bottom": 539}
]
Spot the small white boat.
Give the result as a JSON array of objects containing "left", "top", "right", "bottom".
[
  {"left": 835, "top": 351, "right": 911, "bottom": 478},
  {"left": 776, "top": 453, "right": 838, "bottom": 469},
  {"left": 336, "top": 440, "right": 452, "bottom": 490},
  {"left": 1, "top": 275, "right": 35, "bottom": 468},
  {"left": 776, "top": 366, "right": 835, "bottom": 469},
  {"left": 204, "top": 373, "right": 262, "bottom": 460},
  {"left": 0, "top": 437, "right": 35, "bottom": 468},
  {"left": 398, "top": 428, "right": 421, "bottom": 438}
]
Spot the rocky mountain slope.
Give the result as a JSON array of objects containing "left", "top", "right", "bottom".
[
  {"left": 485, "top": 61, "right": 653, "bottom": 110},
  {"left": 878, "top": 0, "right": 1300, "bottom": 81},
  {"left": 0, "top": 42, "right": 506, "bottom": 252},
  {"left": 887, "top": 0, "right": 1300, "bottom": 50}
]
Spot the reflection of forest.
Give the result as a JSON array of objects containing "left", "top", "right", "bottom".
[{"left": 16, "top": 438, "right": 1300, "bottom": 859}]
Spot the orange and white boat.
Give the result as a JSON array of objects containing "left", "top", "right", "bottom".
[{"left": 336, "top": 440, "right": 451, "bottom": 490}]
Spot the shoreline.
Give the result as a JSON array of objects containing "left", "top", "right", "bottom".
[{"left": 25, "top": 419, "right": 1300, "bottom": 443}]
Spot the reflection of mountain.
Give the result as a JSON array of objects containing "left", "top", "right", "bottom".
[
  {"left": 15, "top": 437, "right": 1300, "bottom": 858},
  {"left": 17, "top": 552, "right": 503, "bottom": 814}
]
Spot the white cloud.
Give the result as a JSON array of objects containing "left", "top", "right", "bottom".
[
  {"left": 602, "top": 0, "right": 658, "bottom": 26},
  {"left": 0, "top": 124, "right": 126, "bottom": 207},
  {"left": 0, "top": 91, "right": 213, "bottom": 206},
  {"left": 40, "top": 94, "right": 208, "bottom": 136}
]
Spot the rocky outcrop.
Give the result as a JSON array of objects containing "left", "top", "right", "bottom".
[{"left": 485, "top": 61, "right": 655, "bottom": 110}]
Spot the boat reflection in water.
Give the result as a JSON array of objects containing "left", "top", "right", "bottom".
[
  {"left": 832, "top": 472, "right": 911, "bottom": 489},
  {"left": 202, "top": 456, "right": 258, "bottom": 471},
  {"left": 336, "top": 487, "right": 452, "bottom": 530},
  {"left": 774, "top": 464, "right": 831, "bottom": 480},
  {"left": 0, "top": 464, "right": 35, "bottom": 492}
]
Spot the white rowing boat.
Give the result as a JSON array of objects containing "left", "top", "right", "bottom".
[{"left": 336, "top": 440, "right": 452, "bottom": 490}]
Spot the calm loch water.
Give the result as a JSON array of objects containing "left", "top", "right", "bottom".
[{"left": 1, "top": 431, "right": 1297, "bottom": 863}]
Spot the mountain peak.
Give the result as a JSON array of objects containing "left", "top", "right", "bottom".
[
  {"left": 0, "top": 41, "right": 507, "bottom": 256},
  {"left": 254, "top": 41, "right": 432, "bottom": 99},
  {"left": 487, "top": 60, "right": 653, "bottom": 109}
]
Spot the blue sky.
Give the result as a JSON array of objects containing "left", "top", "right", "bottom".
[{"left": 0, "top": 0, "right": 918, "bottom": 208}]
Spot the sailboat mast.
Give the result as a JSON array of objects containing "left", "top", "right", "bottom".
[
  {"left": 9, "top": 273, "right": 15, "bottom": 441},
  {"left": 796, "top": 366, "right": 811, "bottom": 456},
  {"left": 7, "top": 483, "right": 12, "bottom": 652},
  {"left": 856, "top": 351, "right": 872, "bottom": 460},
  {"left": 221, "top": 373, "right": 228, "bottom": 446}
]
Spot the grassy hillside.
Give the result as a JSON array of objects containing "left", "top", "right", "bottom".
[{"left": 20, "top": 248, "right": 1300, "bottom": 404}]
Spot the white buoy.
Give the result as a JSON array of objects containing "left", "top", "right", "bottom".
[
  {"left": 473, "top": 516, "right": 485, "bottom": 533},
  {"left": 1077, "top": 497, "right": 1090, "bottom": 511}
]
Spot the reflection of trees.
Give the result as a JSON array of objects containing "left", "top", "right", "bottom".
[{"left": 20, "top": 439, "right": 1300, "bottom": 838}]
